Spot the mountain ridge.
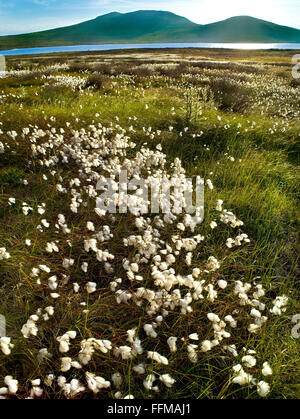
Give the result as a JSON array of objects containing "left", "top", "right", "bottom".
[{"left": 0, "top": 10, "right": 299, "bottom": 51}]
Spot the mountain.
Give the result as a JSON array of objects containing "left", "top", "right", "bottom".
[
  {"left": 194, "top": 16, "right": 300, "bottom": 43},
  {"left": 0, "top": 11, "right": 300, "bottom": 51}
]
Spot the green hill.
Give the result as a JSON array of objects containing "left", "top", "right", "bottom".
[
  {"left": 194, "top": 16, "right": 300, "bottom": 43},
  {"left": 0, "top": 11, "right": 299, "bottom": 51}
]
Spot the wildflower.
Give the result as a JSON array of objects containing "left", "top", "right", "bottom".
[
  {"left": 37, "top": 348, "right": 52, "bottom": 363},
  {"left": 262, "top": 362, "right": 273, "bottom": 376},
  {"left": 226, "top": 238, "right": 235, "bottom": 248},
  {"left": 4, "top": 376, "right": 18, "bottom": 394},
  {"left": 210, "top": 221, "right": 217, "bottom": 229},
  {"left": 207, "top": 313, "right": 220, "bottom": 323},
  {"left": 37, "top": 205, "right": 46, "bottom": 215},
  {"left": 187, "top": 344, "right": 198, "bottom": 362},
  {"left": 147, "top": 351, "right": 168, "bottom": 365},
  {"left": 207, "top": 256, "right": 220, "bottom": 271},
  {"left": 0, "top": 337, "right": 14, "bottom": 355},
  {"left": 217, "top": 280, "right": 227, "bottom": 289},
  {"left": 44, "top": 375, "right": 55, "bottom": 387},
  {"left": 61, "top": 357, "right": 81, "bottom": 372},
  {"left": 84, "top": 239, "right": 98, "bottom": 252},
  {"left": 270, "top": 295, "right": 288, "bottom": 315},
  {"left": 30, "top": 380, "right": 43, "bottom": 398},
  {"left": 114, "top": 346, "right": 133, "bottom": 360},
  {"left": 167, "top": 336, "right": 178, "bottom": 353},
  {"left": 189, "top": 333, "right": 199, "bottom": 341},
  {"left": 86, "top": 221, "right": 95, "bottom": 231},
  {"left": 242, "top": 355, "right": 257, "bottom": 368},
  {"left": 45, "top": 306, "right": 54, "bottom": 316},
  {"left": 0, "top": 248, "right": 10, "bottom": 260},
  {"left": 81, "top": 262, "right": 88, "bottom": 272},
  {"left": 250, "top": 308, "right": 261, "bottom": 319},
  {"left": 85, "top": 372, "right": 110, "bottom": 394},
  {"left": 159, "top": 374, "right": 176, "bottom": 388},
  {"left": 224, "top": 344, "right": 238, "bottom": 357},
  {"left": 21, "top": 316, "right": 39, "bottom": 339},
  {"left": 206, "top": 179, "right": 214, "bottom": 190},
  {"left": 143, "top": 374, "right": 156, "bottom": 391},
  {"left": 224, "top": 315, "right": 237, "bottom": 328},
  {"left": 133, "top": 363, "right": 145, "bottom": 375},
  {"left": 232, "top": 367, "right": 252, "bottom": 386},
  {"left": 62, "top": 258, "right": 74, "bottom": 269},
  {"left": 86, "top": 282, "right": 97, "bottom": 294},
  {"left": 216, "top": 200, "right": 223, "bottom": 211},
  {"left": 41, "top": 219, "right": 50, "bottom": 228},
  {"left": 48, "top": 275, "right": 58, "bottom": 290},
  {"left": 144, "top": 324, "right": 157, "bottom": 338},
  {"left": 112, "top": 373, "right": 123, "bottom": 389},
  {"left": 257, "top": 380, "right": 270, "bottom": 397},
  {"left": 46, "top": 242, "right": 59, "bottom": 253},
  {"left": 57, "top": 331, "right": 76, "bottom": 353},
  {"left": 201, "top": 340, "right": 213, "bottom": 353}
]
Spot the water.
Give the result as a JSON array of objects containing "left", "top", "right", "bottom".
[{"left": 1, "top": 42, "right": 300, "bottom": 56}]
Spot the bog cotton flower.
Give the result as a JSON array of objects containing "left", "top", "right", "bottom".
[
  {"left": 147, "top": 351, "right": 168, "bottom": 365},
  {"left": 216, "top": 200, "right": 223, "bottom": 211},
  {"left": 86, "top": 282, "right": 97, "bottom": 294},
  {"left": 0, "top": 248, "right": 10, "bottom": 260},
  {"left": 262, "top": 362, "right": 273, "bottom": 376},
  {"left": 242, "top": 355, "right": 257, "bottom": 368},
  {"left": 201, "top": 340, "right": 213, "bottom": 352},
  {"left": 0, "top": 337, "right": 14, "bottom": 355},
  {"left": 217, "top": 280, "right": 227, "bottom": 289},
  {"left": 257, "top": 380, "right": 270, "bottom": 397},
  {"left": 86, "top": 221, "right": 95, "bottom": 231},
  {"left": 210, "top": 221, "right": 217, "bottom": 229},
  {"left": 167, "top": 336, "right": 178, "bottom": 353},
  {"left": 159, "top": 374, "right": 176, "bottom": 388},
  {"left": 143, "top": 374, "right": 156, "bottom": 391},
  {"left": 4, "top": 376, "right": 18, "bottom": 394},
  {"left": 189, "top": 333, "right": 199, "bottom": 341},
  {"left": 85, "top": 372, "right": 110, "bottom": 393},
  {"left": 231, "top": 365, "right": 252, "bottom": 386}
]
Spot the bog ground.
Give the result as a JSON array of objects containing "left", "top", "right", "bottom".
[{"left": 0, "top": 48, "right": 299, "bottom": 399}]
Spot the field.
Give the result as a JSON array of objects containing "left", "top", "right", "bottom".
[{"left": 0, "top": 48, "right": 299, "bottom": 399}]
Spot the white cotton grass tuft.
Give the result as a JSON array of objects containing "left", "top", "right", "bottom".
[
  {"left": 262, "top": 362, "right": 273, "bottom": 377},
  {"left": 0, "top": 115, "right": 288, "bottom": 399},
  {"left": 257, "top": 381, "right": 271, "bottom": 397}
]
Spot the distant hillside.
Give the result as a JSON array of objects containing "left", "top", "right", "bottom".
[{"left": 0, "top": 11, "right": 300, "bottom": 51}]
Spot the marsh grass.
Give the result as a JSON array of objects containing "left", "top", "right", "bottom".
[{"left": 0, "top": 49, "right": 299, "bottom": 399}]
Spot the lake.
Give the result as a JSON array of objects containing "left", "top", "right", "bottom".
[{"left": 1, "top": 42, "right": 300, "bottom": 56}]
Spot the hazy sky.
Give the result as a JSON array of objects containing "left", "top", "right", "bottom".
[{"left": 0, "top": 0, "right": 299, "bottom": 35}]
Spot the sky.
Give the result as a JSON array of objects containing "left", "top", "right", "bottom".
[{"left": 0, "top": 0, "right": 299, "bottom": 35}]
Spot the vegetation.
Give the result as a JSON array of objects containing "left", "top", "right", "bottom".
[{"left": 0, "top": 49, "right": 299, "bottom": 399}]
